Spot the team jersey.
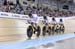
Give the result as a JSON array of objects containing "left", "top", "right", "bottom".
[
  {"left": 51, "top": 20, "right": 57, "bottom": 25},
  {"left": 59, "top": 22, "right": 63, "bottom": 25},
  {"left": 32, "top": 14, "right": 39, "bottom": 24},
  {"left": 28, "top": 14, "right": 39, "bottom": 24}
]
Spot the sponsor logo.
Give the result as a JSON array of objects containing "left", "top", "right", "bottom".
[
  {"left": 12, "top": 14, "right": 20, "bottom": 18},
  {"left": 0, "top": 13, "right": 8, "bottom": 16},
  {"left": 22, "top": 16, "right": 28, "bottom": 18}
]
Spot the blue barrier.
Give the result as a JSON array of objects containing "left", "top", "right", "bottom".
[{"left": 0, "top": 33, "right": 75, "bottom": 49}]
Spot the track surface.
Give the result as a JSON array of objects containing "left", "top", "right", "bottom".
[{"left": 0, "top": 18, "right": 75, "bottom": 42}]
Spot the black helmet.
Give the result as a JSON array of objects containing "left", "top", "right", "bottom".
[
  {"left": 60, "top": 19, "right": 63, "bottom": 22},
  {"left": 52, "top": 17, "right": 55, "bottom": 21}
]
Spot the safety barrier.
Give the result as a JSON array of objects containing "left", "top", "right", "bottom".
[{"left": 0, "top": 12, "right": 74, "bottom": 22}]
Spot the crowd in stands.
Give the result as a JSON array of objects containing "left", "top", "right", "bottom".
[{"left": 0, "top": 0, "right": 74, "bottom": 17}]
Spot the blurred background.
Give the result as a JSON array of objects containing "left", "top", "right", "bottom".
[{"left": 0, "top": 0, "right": 75, "bottom": 16}]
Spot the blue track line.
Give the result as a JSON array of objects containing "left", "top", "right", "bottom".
[{"left": 0, "top": 33, "right": 75, "bottom": 49}]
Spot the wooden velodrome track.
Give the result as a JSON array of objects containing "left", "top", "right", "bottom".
[{"left": 0, "top": 17, "right": 75, "bottom": 43}]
